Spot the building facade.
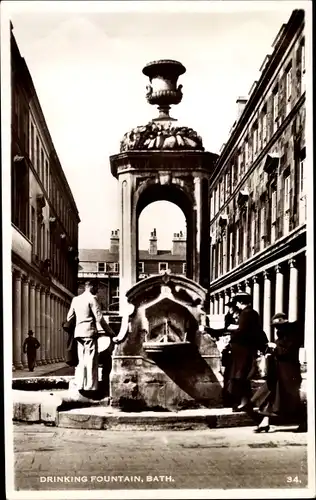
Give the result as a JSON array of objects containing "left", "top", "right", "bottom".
[
  {"left": 11, "top": 26, "right": 80, "bottom": 369},
  {"left": 209, "top": 10, "right": 306, "bottom": 350},
  {"left": 78, "top": 229, "right": 186, "bottom": 312}
]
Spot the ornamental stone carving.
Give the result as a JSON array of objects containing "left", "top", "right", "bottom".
[
  {"left": 120, "top": 59, "right": 204, "bottom": 153},
  {"left": 120, "top": 122, "right": 204, "bottom": 152}
]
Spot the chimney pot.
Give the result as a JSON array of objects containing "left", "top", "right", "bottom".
[{"left": 236, "top": 96, "right": 248, "bottom": 120}]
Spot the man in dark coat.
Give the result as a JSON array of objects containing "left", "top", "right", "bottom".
[
  {"left": 23, "top": 330, "right": 40, "bottom": 372},
  {"left": 226, "top": 292, "right": 268, "bottom": 411},
  {"left": 62, "top": 316, "right": 78, "bottom": 367}
]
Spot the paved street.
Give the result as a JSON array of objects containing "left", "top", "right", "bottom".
[
  {"left": 13, "top": 363, "right": 74, "bottom": 379},
  {"left": 13, "top": 423, "right": 308, "bottom": 491}
]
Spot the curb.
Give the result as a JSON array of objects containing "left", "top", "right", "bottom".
[
  {"left": 56, "top": 407, "right": 255, "bottom": 430},
  {"left": 12, "top": 377, "right": 307, "bottom": 430}
]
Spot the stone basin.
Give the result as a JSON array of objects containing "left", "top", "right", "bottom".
[{"left": 143, "top": 340, "right": 191, "bottom": 354}]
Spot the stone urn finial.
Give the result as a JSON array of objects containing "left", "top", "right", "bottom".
[{"left": 142, "top": 60, "right": 186, "bottom": 121}]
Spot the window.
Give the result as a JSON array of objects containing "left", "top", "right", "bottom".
[
  {"left": 237, "top": 150, "right": 243, "bottom": 180},
  {"left": 301, "top": 39, "right": 306, "bottom": 93},
  {"left": 286, "top": 65, "right": 292, "bottom": 114},
  {"left": 260, "top": 205, "right": 266, "bottom": 251},
  {"left": 22, "top": 110, "right": 28, "bottom": 152},
  {"left": 299, "top": 156, "right": 306, "bottom": 224},
  {"left": 235, "top": 223, "right": 240, "bottom": 264},
  {"left": 31, "top": 206, "right": 36, "bottom": 245},
  {"left": 229, "top": 230, "right": 233, "bottom": 270},
  {"left": 98, "top": 262, "right": 105, "bottom": 272},
  {"left": 231, "top": 163, "right": 236, "bottom": 189},
  {"left": 221, "top": 178, "right": 225, "bottom": 204},
  {"left": 40, "top": 149, "right": 44, "bottom": 183},
  {"left": 250, "top": 212, "right": 256, "bottom": 255},
  {"left": 283, "top": 173, "right": 291, "bottom": 236},
  {"left": 262, "top": 111, "right": 268, "bottom": 143},
  {"left": 253, "top": 125, "right": 258, "bottom": 155},
  {"left": 271, "top": 188, "right": 277, "bottom": 243},
  {"left": 159, "top": 262, "right": 168, "bottom": 273},
  {"left": 36, "top": 137, "right": 40, "bottom": 172},
  {"left": 182, "top": 262, "right": 187, "bottom": 275},
  {"left": 284, "top": 174, "right": 291, "bottom": 212},
  {"left": 301, "top": 40, "right": 305, "bottom": 73},
  {"left": 45, "top": 160, "right": 49, "bottom": 192},
  {"left": 138, "top": 261, "right": 144, "bottom": 274},
  {"left": 14, "top": 89, "right": 20, "bottom": 131},
  {"left": 244, "top": 141, "right": 249, "bottom": 165},
  {"left": 286, "top": 65, "right": 292, "bottom": 100},
  {"left": 210, "top": 193, "right": 213, "bottom": 220},
  {"left": 113, "top": 286, "right": 120, "bottom": 298},
  {"left": 218, "top": 240, "right": 222, "bottom": 275},
  {"left": 114, "top": 262, "right": 119, "bottom": 273},
  {"left": 30, "top": 123, "right": 34, "bottom": 163},
  {"left": 273, "top": 86, "right": 279, "bottom": 133}
]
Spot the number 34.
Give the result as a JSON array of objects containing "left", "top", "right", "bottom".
[{"left": 287, "top": 476, "right": 301, "bottom": 483}]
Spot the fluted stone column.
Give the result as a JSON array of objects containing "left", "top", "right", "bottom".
[
  {"left": 57, "top": 299, "right": 61, "bottom": 361},
  {"left": 40, "top": 286, "right": 47, "bottom": 364},
  {"left": 61, "top": 300, "right": 65, "bottom": 360},
  {"left": 263, "top": 270, "right": 272, "bottom": 341},
  {"left": 252, "top": 275, "right": 260, "bottom": 314},
  {"left": 13, "top": 270, "right": 23, "bottom": 369},
  {"left": 275, "top": 264, "right": 284, "bottom": 314},
  {"left": 51, "top": 296, "right": 56, "bottom": 363},
  {"left": 218, "top": 292, "right": 224, "bottom": 315},
  {"left": 210, "top": 296, "right": 214, "bottom": 316},
  {"left": 288, "top": 258, "right": 298, "bottom": 322},
  {"left": 54, "top": 294, "right": 58, "bottom": 362},
  {"left": 21, "top": 275, "right": 30, "bottom": 368},
  {"left": 50, "top": 294, "right": 56, "bottom": 363},
  {"left": 245, "top": 279, "right": 252, "bottom": 295},
  {"left": 214, "top": 294, "right": 219, "bottom": 315},
  {"left": 222, "top": 230, "right": 228, "bottom": 274},
  {"left": 12, "top": 268, "right": 15, "bottom": 371},
  {"left": 58, "top": 298, "right": 62, "bottom": 361},
  {"left": 45, "top": 290, "right": 51, "bottom": 363},
  {"left": 29, "top": 280, "right": 36, "bottom": 333},
  {"left": 35, "top": 285, "right": 42, "bottom": 365},
  {"left": 61, "top": 301, "right": 67, "bottom": 360},
  {"left": 224, "top": 290, "right": 230, "bottom": 314}
]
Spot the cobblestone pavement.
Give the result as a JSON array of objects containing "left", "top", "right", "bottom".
[{"left": 12, "top": 423, "right": 308, "bottom": 492}]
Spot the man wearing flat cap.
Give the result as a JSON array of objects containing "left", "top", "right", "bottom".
[{"left": 226, "top": 291, "right": 268, "bottom": 411}]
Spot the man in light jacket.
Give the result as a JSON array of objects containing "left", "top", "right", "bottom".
[{"left": 66, "top": 280, "right": 116, "bottom": 392}]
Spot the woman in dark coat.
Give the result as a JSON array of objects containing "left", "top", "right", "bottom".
[
  {"left": 252, "top": 312, "right": 305, "bottom": 432},
  {"left": 221, "top": 302, "right": 240, "bottom": 407},
  {"left": 226, "top": 292, "right": 268, "bottom": 411}
]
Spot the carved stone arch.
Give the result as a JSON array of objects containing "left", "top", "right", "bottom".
[{"left": 135, "top": 180, "right": 194, "bottom": 219}]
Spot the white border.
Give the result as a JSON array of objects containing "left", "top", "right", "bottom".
[{"left": 1, "top": 1, "right": 314, "bottom": 499}]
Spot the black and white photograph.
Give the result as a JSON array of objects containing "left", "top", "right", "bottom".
[{"left": 1, "top": 1, "right": 315, "bottom": 498}]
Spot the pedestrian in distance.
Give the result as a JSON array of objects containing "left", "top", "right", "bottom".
[
  {"left": 66, "top": 280, "right": 119, "bottom": 395},
  {"left": 23, "top": 330, "right": 40, "bottom": 372},
  {"left": 251, "top": 312, "right": 306, "bottom": 433}
]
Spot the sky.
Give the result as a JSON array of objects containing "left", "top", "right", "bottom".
[{"left": 6, "top": 1, "right": 299, "bottom": 250}]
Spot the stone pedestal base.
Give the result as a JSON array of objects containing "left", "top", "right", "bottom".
[{"left": 110, "top": 348, "right": 223, "bottom": 412}]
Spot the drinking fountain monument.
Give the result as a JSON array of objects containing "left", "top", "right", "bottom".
[{"left": 109, "top": 60, "right": 222, "bottom": 411}]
